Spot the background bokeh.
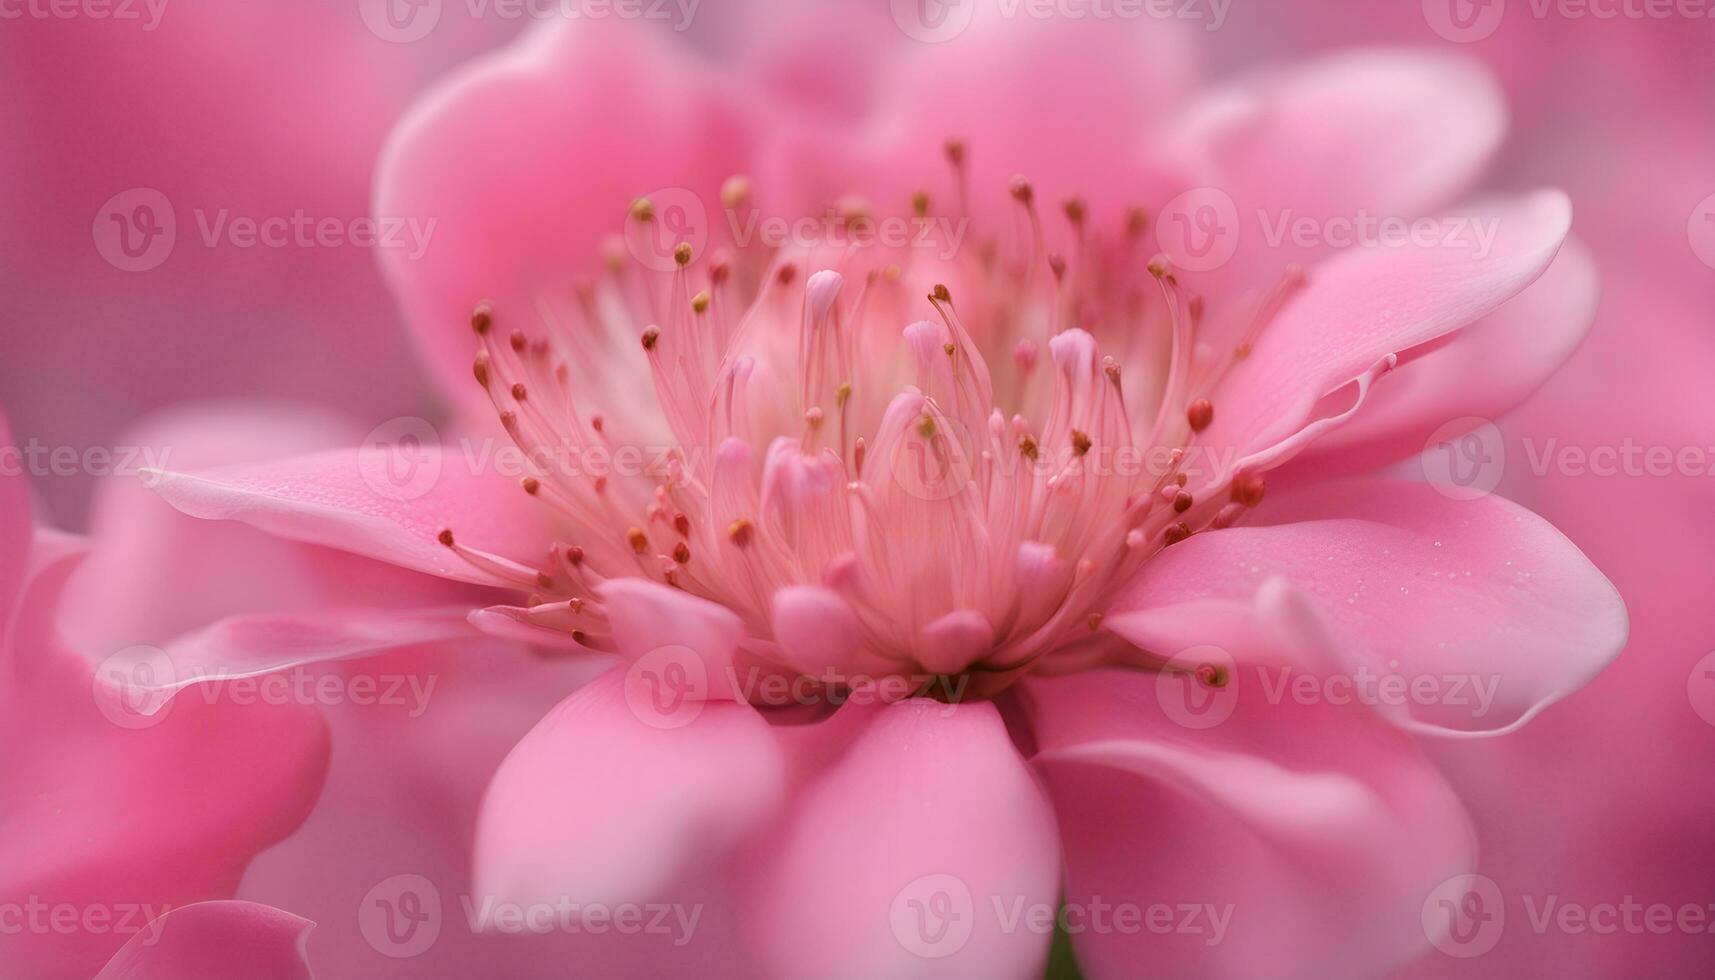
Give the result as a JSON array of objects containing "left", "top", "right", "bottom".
[{"left": 3, "top": 2, "right": 1711, "bottom": 976}]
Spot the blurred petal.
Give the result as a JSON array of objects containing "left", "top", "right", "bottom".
[
  {"left": 1028, "top": 670, "right": 1474, "bottom": 980},
  {"left": 92, "top": 901, "right": 313, "bottom": 980}
]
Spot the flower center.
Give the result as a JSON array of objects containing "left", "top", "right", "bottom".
[{"left": 443, "top": 145, "right": 1309, "bottom": 697}]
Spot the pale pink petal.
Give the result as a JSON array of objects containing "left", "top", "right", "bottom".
[
  {"left": 375, "top": 20, "right": 754, "bottom": 399},
  {"left": 92, "top": 902, "right": 313, "bottom": 980},
  {"left": 1107, "top": 478, "right": 1627, "bottom": 734},
  {"left": 744, "top": 699, "right": 1060, "bottom": 980},
  {"left": 1, "top": 623, "right": 328, "bottom": 976},
  {"left": 148, "top": 444, "right": 546, "bottom": 587},
  {"left": 599, "top": 577, "right": 779, "bottom": 700},
  {"left": 1197, "top": 190, "right": 1573, "bottom": 481},
  {"left": 1164, "top": 48, "right": 1504, "bottom": 268},
  {"left": 474, "top": 667, "right": 785, "bottom": 910},
  {"left": 770, "top": 585, "right": 865, "bottom": 675},
  {"left": 93, "top": 607, "right": 480, "bottom": 710},
  {"left": 1293, "top": 238, "right": 1599, "bottom": 475},
  {"left": 763, "top": 0, "right": 1197, "bottom": 224},
  {"left": 1027, "top": 670, "right": 1474, "bottom": 980},
  {"left": 55, "top": 399, "right": 464, "bottom": 656}
]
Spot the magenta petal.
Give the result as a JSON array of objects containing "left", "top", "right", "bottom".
[
  {"left": 744, "top": 699, "right": 1060, "bottom": 980},
  {"left": 92, "top": 901, "right": 313, "bottom": 980},
  {"left": 1108, "top": 477, "right": 1626, "bottom": 734},
  {"left": 474, "top": 667, "right": 785, "bottom": 909},
  {"left": 149, "top": 443, "right": 547, "bottom": 586},
  {"left": 1028, "top": 670, "right": 1474, "bottom": 980}
]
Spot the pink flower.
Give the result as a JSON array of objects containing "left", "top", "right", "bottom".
[
  {"left": 0, "top": 409, "right": 330, "bottom": 979},
  {"left": 139, "top": 15, "right": 1626, "bottom": 978}
]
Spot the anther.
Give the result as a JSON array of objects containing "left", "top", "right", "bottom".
[
  {"left": 1018, "top": 435, "right": 1039, "bottom": 461},
  {"left": 1063, "top": 198, "right": 1086, "bottom": 226},
  {"left": 720, "top": 175, "right": 750, "bottom": 209},
  {"left": 1009, "top": 175, "right": 1034, "bottom": 204},
  {"left": 1071, "top": 430, "right": 1092, "bottom": 457},
  {"left": 691, "top": 291, "right": 710, "bottom": 314},
  {"left": 672, "top": 542, "right": 691, "bottom": 564},
  {"left": 944, "top": 139, "right": 966, "bottom": 167},
  {"left": 509, "top": 331, "right": 526, "bottom": 353},
  {"left": 627, "top": 527, "right": 649, "bottom": 554},
  {"left": 629, "top": 197, "right": 655, "bottom": 222},
  {"left": 471, "top": 303, "right": 493, "bottom": 335},
  {"left": 674, "top": 513, "right": 691, "bottom": 536},
  {"left": 1164, "top": 522, "right": 1192, "bottom": 546},
  {"left": 1196, "top": 662, "right": 1229, "bottom": 688},
  {"left": 437, "top": 529, "right": 455, "bottom": 547},
  {"left": 1125, "top": 206, "right": 1149, "bottom": 238},
  {"left": 674, "top": 242, "right": 693, "bottom": 267},
  {"left": 1231, "top": 471, "right": 1266, "bottom": 508},
  {"left": 1173, "top": 489, "right": 1193, "bottom": 513},
  {"left": 511, "top": 383, "right": 528, "bottom": 401},
  {"left": 473, "top": 353, "right": 491, "bottom": 388},
  {"left": 641, "top": 326, "right": 661, "bottom": 351},
  {"left": 728, "top": 518, "right": 755, "bottom": 548},
  {"left": 1187, "top": 398, "right": 1214, "bottom": 433},
  {"left": 911, "top": 191, "right": 930, "bottom": 217},
  {"left": 932, "top": 283, "right": 952, "bottom": 303},
  {"left": 521, "top": 477, "right": 540, "bottom": 495}
]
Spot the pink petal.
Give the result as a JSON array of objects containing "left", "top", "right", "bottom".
[
  {"left": 599, "top": 577, "right": 779, "bottom": 701},
  {"left": 1107, "top": 477, "right": 1627, "bottom": 734},
  {"left": 474, "top": 667, "right": 785, "bottom": 910},
  {"left": 92, "top": 901, "right": 313, "bottom": 980},
  {"left": 95, "top": 607, "right": 480, "bottom": 711},
  {"left": 1197, "top": 190, "right": 1573, "bottom": 482},
  {"left": 1164, "top": 48, "right": 1504, "bottom": 272},
  {"left": 1027, "top": 670, "right": 1474, "bottom": 980},
  {"left": 55, "top": 399, "right": 456, "bottom": 655},
  {"left": 375, "top": 20, "right": 754, "bottom": 400},
  {"left": 744, "top": 699, "right": 1060, "bottom": 980},
  {"left": 148, "top": 442, "right": 547, "bottom": 587},
  {"left": 1291, "top": 238, "right": 1599, "bottom": 476},
  {"left": 764, "top": 0, "right": 1197, "bottom": 225},
  {"left": 770, "top": 585, "right": 865, "bottom": 675}
]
